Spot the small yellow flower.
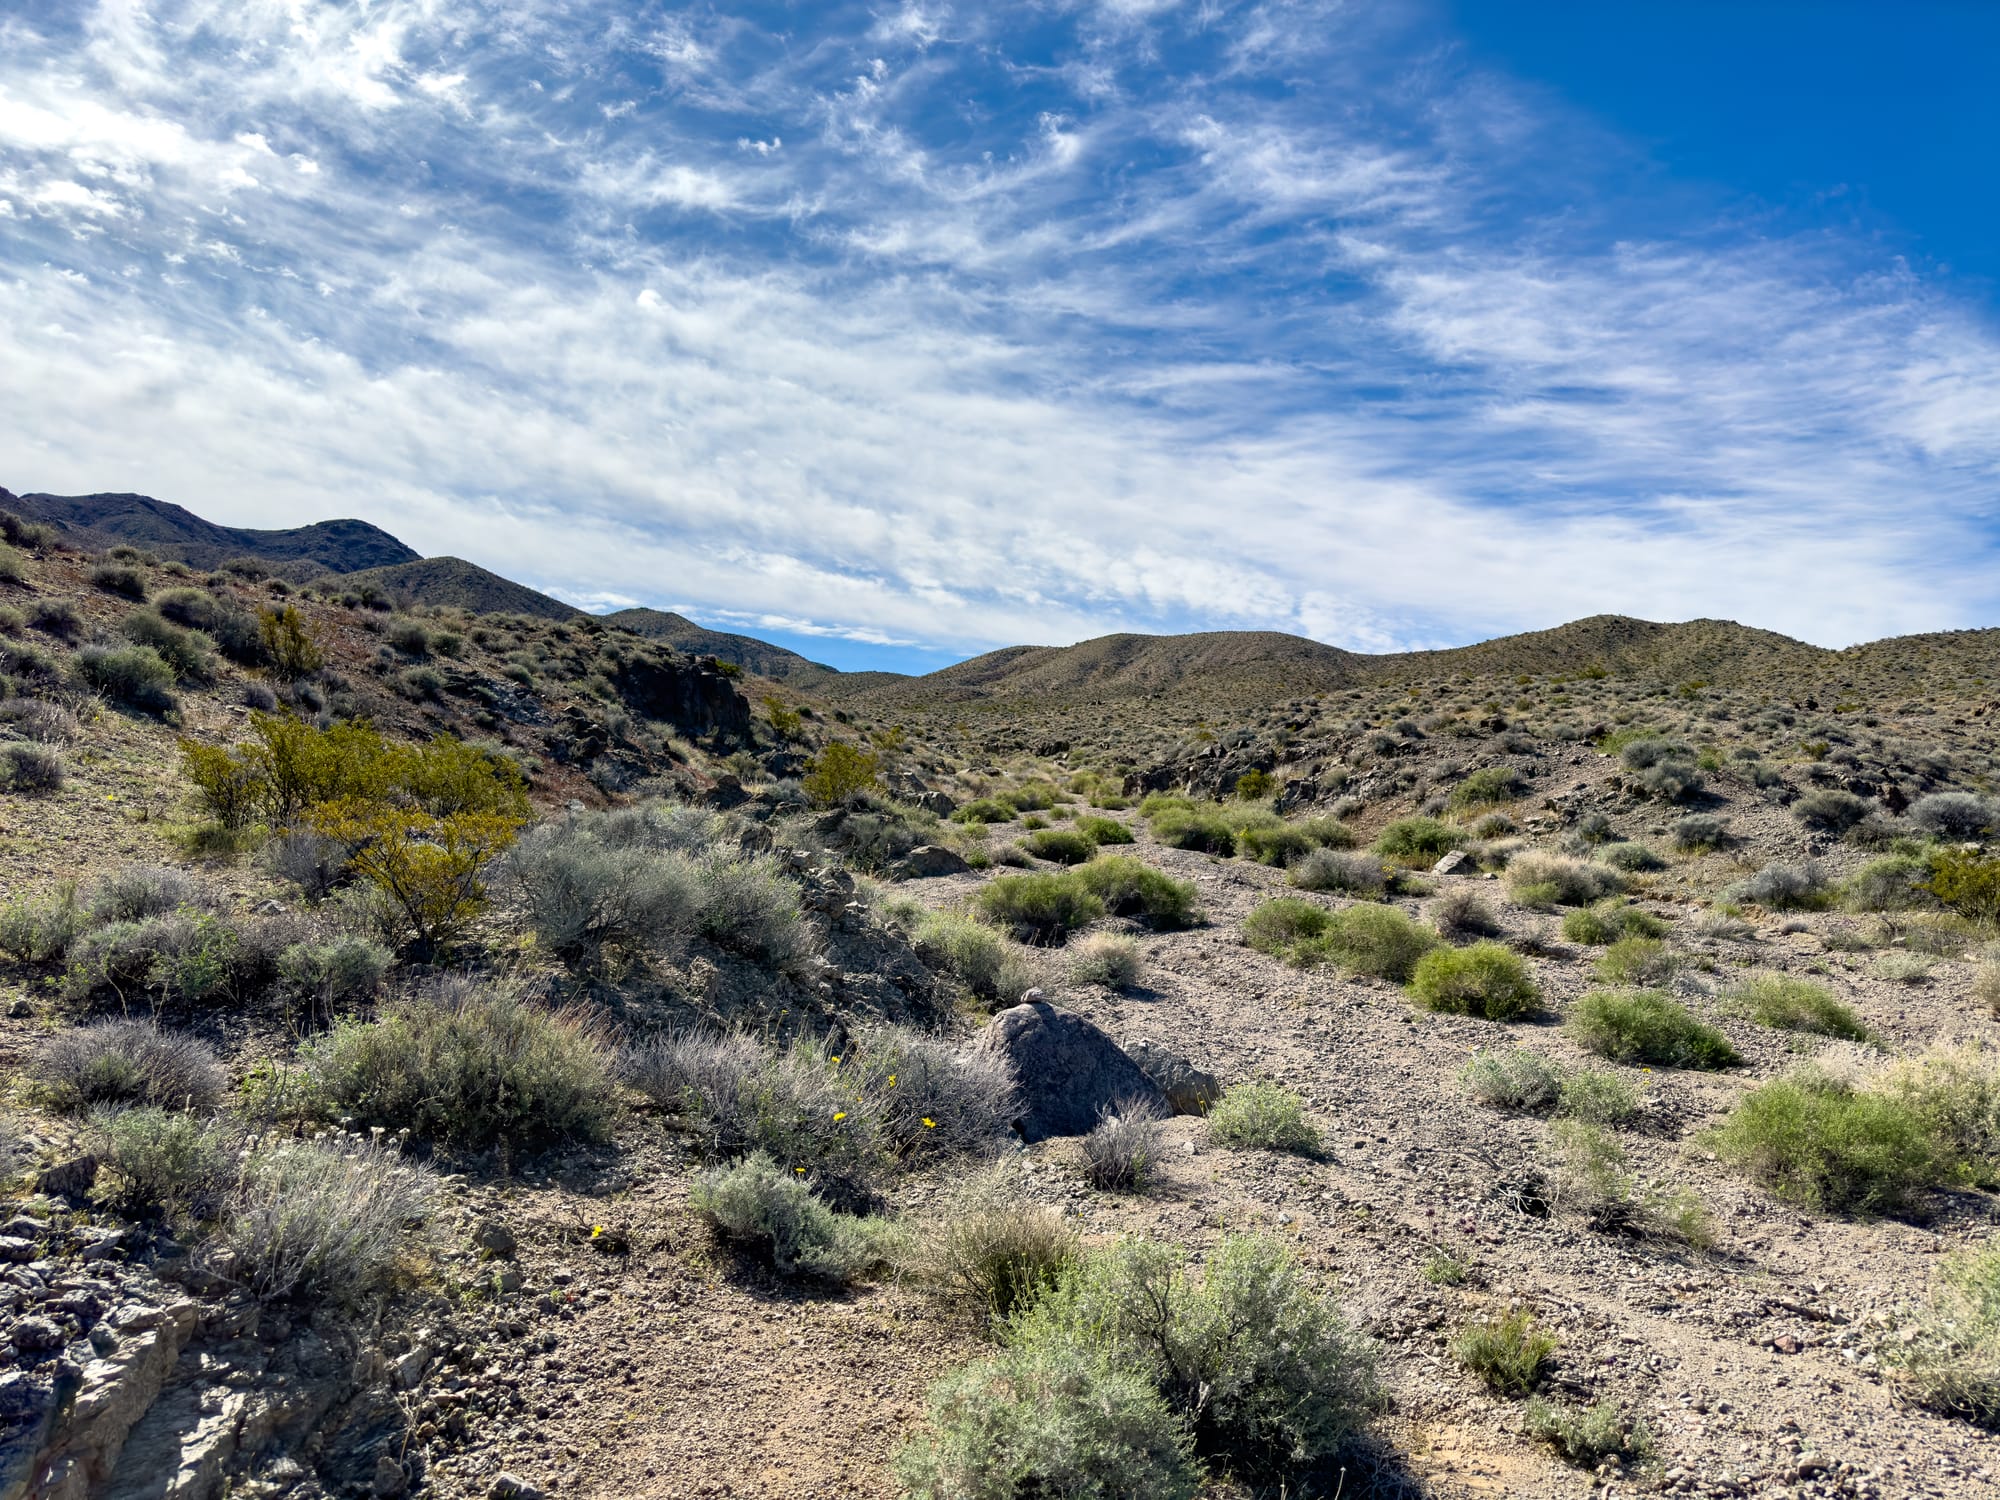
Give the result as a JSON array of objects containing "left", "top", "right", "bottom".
[
  {"left": 922, "top": 1117, "right": 936, "bottom": 1129},
  {"left": 833, "top": 1111, "right": 847, "bottom": 1122},
  {"left": 830, "top": 1055, "right": 841, "bottom": 1064},
  {"left": 887, "top": 1074, "right": 897, "bottom": 1086}
]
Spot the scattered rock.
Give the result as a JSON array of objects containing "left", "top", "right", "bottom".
[
  {"left": 972, "top": 1001, "right": 1170, "bottom": 1142},
  {"left": 1431, "top": 849, "right": 1473, "bottom": 875},
  {"left": 1125, "top": 1040, "right": 1220, "bottom": 1116},
  {"left": 35, "top": 1155, "right": 99, "bottom": 1201},
  {"left": 895, "top": 844, "right": 971, "bottom": 878},
  {"left": 10, "top": 1316, "right": 64, "bottom": 1352},
  {"left": 473, "top": 1221, "right": 518, "bottom": 1259},
  {"left": 490, "top": 1473, "right": 548, "bottom": 1500}
]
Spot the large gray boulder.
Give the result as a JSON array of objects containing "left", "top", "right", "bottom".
[
  {"left": 1125, "top": 1040, "right": 1220, "bottom": 1116},
  {"left": 973, "top": 1001, "right": 1169, "bottom": 1143}
]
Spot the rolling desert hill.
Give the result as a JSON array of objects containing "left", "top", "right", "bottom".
[
  {"left": 1, "top": 488, "right": 419, "bottom": 576},
  {"left": 327, "top": 557, "right": 582, "bottom": 622},
  {"left": 602, "top": 607, "right": 844, "bottom": 687}
]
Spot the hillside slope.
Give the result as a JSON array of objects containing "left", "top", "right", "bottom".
[
  {"left": 603, "top": 607, "right": 844, "bottom": 685},
  {"left": 329, "top": 557, "right": 580, "bottom": 621},
  {"left": 3, "top": 488, "right": 418, "bottom": 575}
]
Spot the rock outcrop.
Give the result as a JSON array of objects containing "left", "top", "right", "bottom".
[{"left": 973, "top": 1001, "right": 1168, "bottom": 1142}]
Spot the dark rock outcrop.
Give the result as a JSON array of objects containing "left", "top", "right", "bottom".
[
  {"left": 612, "top": 653, "right": 751, "bottom": 742},
  {"left": 972, "top": 1001, "right": 1168, "bottom": 1142}
]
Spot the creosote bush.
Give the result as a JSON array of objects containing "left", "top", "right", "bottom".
[
  {"left": 1407, "top": 941, "right": 1538, "bottom": 1020},
  {"left": 294, "top": 979, "right": 618, "bottom": 1148},
  {"left": 1072, "top": 856, "right": 1199, "bottom": 928},
  {"left": 910, "top": 909, "right": 1040, "bottom": 1008},
  {"left": 978, "top": 871, "right": 1104, "bottom": 945},
  {"left": 1709, "top": 1071, "right": 1943, "bottom": 1214},
  {"left": 1568, "top": 990, "right": 1740, "bottom": 1070},
  {"left": 1207, "top": 1081, "right": 1319, "bottom": 1155},
  {"left": 1734, "top": 975, "right": 1870, "bottom": 1042},
  {"left": 1594, "top": 935, "right": 1677, "bottom": 986},
  {"left": 1147, "top": 803, "right": 1237, "bottom": 856},
  {"left": 33, "top": 1020, "right": 225, "bottom": 1114},
  {"left": 1561, "top": 900, "right": 1666, "bottom": 945},
  {"left": 1074, "top": 814, "right": 1134, "bottom": 846},
  {"left": 1373, "top": 816, "right": 1462, "bottom": 863},
  {"left": 1022, "top": 828, "right": 1095, "bottom": 865}
]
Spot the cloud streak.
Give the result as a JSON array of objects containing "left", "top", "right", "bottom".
[{"left": 1, "top": 0, "right": 1997, "bottom": 663}]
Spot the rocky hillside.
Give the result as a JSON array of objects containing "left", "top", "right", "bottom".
[{"left": 1, "top": 490, "right": 419, "bottom": 577}]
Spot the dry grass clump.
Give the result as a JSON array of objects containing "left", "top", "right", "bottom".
[
  {"left": 1733, "top": 974, "right": 1870, "bottom": 1041},
  {"left": 1081, "top": 1099, "right": 1167, "bottom": 1191},
  {"left": 905, "top": 1173, "right": 1080, "bottom": 1324},
  {"left": 1459, "top": 1049, "right": 1640, "bottom": 1124},
  {"left": 1288, "top": 848, "right": 1387, "bottom": 898},
  {"left": 1881, "top": 1243, "right": 2000, "bottom": 1426},
  {"left": 34, "top": 1021, "right": 225, "bottom": 1114},
  {"left": 1526, "top": 1398, "right": 1655, "bottom": 1468},
  {"left": 1452, "top": 1309, "right": 1555, "bottom": 1395},
  {"left": 1067, "top": 931, "right": 1144, "bottom": 989},
  {"left": 1507, "top": 851, "right": 1623, "bottom": 908},
  {"left": 1432, "top": 887, "right": 1502, "bottom": 939},
  {"left": 1545, "top": 1120, "right": 1712, "bottom": 1244}
]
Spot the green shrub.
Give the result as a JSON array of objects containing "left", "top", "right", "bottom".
[
  {"left": 1923, "top": 849, "right": 2000, "bottom": 926},
  {"left": 1525, "top": 1398, "right": 1654, "bottom": 1468},
  {"left": 1072, "top": 856, "right": 1198, "bottom": 929},
  {"left": 1004, "top": 781, "right": 1060, "bottom": 813},
  {"left": 276, "top": 935, "right": 395, "bottom": 1011},
  {"left": 1845, "top": 854, "right": 1936, "bottom": 913},
  {"left": 803, "top": 742, "right": 882, "bottom": 805},
  {"left": 1560, "top": 900, "right": 1666, "bottom": 945},
  {"left": 906, "top": 1182, "right": 1080, "bottom": 1324},
  {"left": 0, "top": 880, "right": 85, "bottom": 961},
  {"left": 1735, "top": 975, "right": 1869, "bottom": 1041},
  {"left": 296, "top": 979, "right": 618, "bottom": 1147},
  {"left": 1306, "top": 903, "right": 1437, "bottom": 980},
  {"left": 1558, "top": 1068, "right": 1642, "bottom": 1126},
  {"left": 1795, "top": 788, "right": 1871, "bottom": 835},
  {"left": 1461, "top": 1048, "right": 1561, "bottom": 1112},
  {"left": 1243, "top": 897, "right": 1330, "bottom": 958},
  {"left": 1149, "top": 805, "right": 1236, "bottom": 856},
  {"left": 92, "top": 1106, "right": 233, "bottom": 1212},
  {"left": 1880, "top": 1243, "right": 2000, "bottom": 1426},
  {"left": 1237, "top": 823, "right": 1312, "bottom": 867},
  {"left": 1010, "top": 1235, "right": 1376, "bottom": 1480},
  {"left": 1068, "top": 932, "right": 1144, "bottom": 989},
  {"left": 898, "top": 1342, "right": 1199, "bottom": 1500},
  {"left": 226, "top": 1132, "right": 436, "bottom": 1308},
  {"left": 1709, "top": 1073, "right": 1942, "bottom": 1213},
  {"left": 1452, "top": 766, "right": 1525, "bottom": 808},
  {"left": 1, "top": 743, "right": 63, "bottom": 792},
  {"left": 978, "top": 871, "right": 1104, "bottom": 945},
  {"left": 1023, "top": 828, "right": 1095, "bottom": 865},
  {"left": 1507, "top": 851, "right": 1622, "bottom": 907},
  {"left": 121, "top": 609, "right": 213, "bottom": 681},
  {"left": 912, "top": 910, "right": 1040, "bottom": 1007},
  {"left": 1408, "top": 942, "right": 1539, "bottom": 1020},
  {"left": 1568, "top": 989, "right": 1739, "bottom": 1069},
  {"left": 74, "top": 644, "right": 177, "bottom": 713},
  {"left": 1593, "top": 935, "right": 1676, "bottom": 986},
  {"left": 1075, "top": 815, "right": 1134, "bottom": 845},
  {"left": 952, "top": 797, "right": 1016, "bottom": 824},
  {"left": 1545, "top": 1119, "right": 1712, "bottom": 1243},
  {"left": 1452, "top": 1309, "right": 1555, "bottom": 1395},
  {"left": 1288, "top": 847, "right": 1387, "bottom": 898},
  {"left": 692, "top": 1152, "right": 900, "bottom": 1281},
  {"left": 1208, "top": 1081, "right": 1319, "bottom": 1155},
  {"left": 90, "top": 562, "right": 148, "bottom": 600},
  {"left": 34, "top": 1021, "right": 224, "bottom": 1114},
  {"left": 1374, "top": 816, "right": 1462, "bottom": 862},
  {"left": 1598, "top": 841, "right": 1664, "bottom": 872},
  {"left": 62, "top": 910, "right": 248, "bottom": 1007}
]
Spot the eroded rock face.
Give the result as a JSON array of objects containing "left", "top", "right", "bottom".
[
  {"left": 972, "top": 1001, "right": 1168, "bottom": 1143},
  {"left": 612, "top": 652, "right": 752, "bottom": 742}
]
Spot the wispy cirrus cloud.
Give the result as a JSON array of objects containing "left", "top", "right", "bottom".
[{"left": 1, "top": 0, "right": 1997, "bottom": 668}]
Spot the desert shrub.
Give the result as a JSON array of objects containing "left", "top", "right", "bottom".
[
  {"left": 1880, "top": 1243, "right": 2000, "bottom": 1427},
  {"left": 1289, "top": 847, "right": 1388, "bottom": 898},
  {"left": 1880, "top": 1045, "right": 2000, "bottom": 1186},
  {"left": 1672, "top": 813, "right": 1728, "bottom": 851},
  {"left": 1631, "top": 757, "right": 1705, "bottom": 803},
  {"left": 1908, "top": 792, "right": 1997, "bottom": 840},
  {"left": 28, "top": 599, "right": 82, "bottom": 640},
  {"left": 1081, "top": 1100, "right": 1167, "bottom": 1191},
  {"left": 91, "top": 563, "right": 149, "bottom": 600},
  {"left": 1546, "top": 1119, "right": 1711, "bottom": 1242},
  {"left": 1526, "top": 1398, "right": 1654, "bottom": 1468},
  {"left": 1, "top": 743, "right": 63, "bottom": 792},
  {"left": 693, "top": 1152, "right": 901, "bottom": 1281},
  {"left": 295, "top": 980, "right": 617, "bottom": 1147},
  {"left": 849, "top": 1028, "right": 1017, "bottom": 1166},
  {"left": 1735, "top": 975, "right": 1869, "bottom": 1041},
  {"left": 978, "top": 871, "right": 1103, "bottom": 945},
  {"left": 1243, "top": 897, "right": 1331, "bottom": 959},
  {"left": 906, "top": 1181, "right": 1080, "bottom": 1324},
  {"left": 1795, "top": 788, "right": 1872, "bottom": 835},
  {"left": 1922, "top": 849, "right": 2000, "bottom": 926},
  {"left": 276, "top": 935, "right": 394, "bottom": 1011},
  {"left": 1844, "top": 854, "right": 1936, "bottom": 913},
  {"left": 803, "top": 742, "right": 881, "bottom": 805},
  {"left": 1735, "top": 860, "right": 1833, "bottom": 911},
  {"left": 92, "top": 1106, "right": 233, "bottom": 1213},
  {"left": 1976, "top": 961, "right": 2000, "bottom": 1018},
  {"left": 1208, "top": 1081, "right": 1318, "bottom": 1155},
  {"left": 396, "top": 665, "right": 443, "bottom": 700},
  {"left": 1432, "top": 888, "right": 1501, "bottom": 939},
  {"left": 90, "top": 864, "right": 204, "bottom": 924},
  {"left": 1461, "top": 1048, "right": 1561, "bottom": 1113},
  {"left": 0, "top": 880, "right": 86, "bottom": 961},
  {"left": 1408, "top": 942, "right": 1538, "bottom": 1020},
  {"left": 1374, "top": 816, "right": 1462, "bottom": 862},
  {"left": 1306, "top": 903, "right": 1437, "bottom": 980},
  {"left": 911, "top": 910, "right": 1039, "bottom": 1007},
  {"left": 1452, "top": 1309, "right": 1555, "bottom": 1395},
  {"left": 1237, "top": 823, "right": 1312, "bottom": 867},
  {"left": 64, "top": 910, "right": 247, "bottom": 1007},
  {"left": 1023, "top": 828, "right": 1095, "bottom": 865},
  {"left": 1011, "top": 1234, "right": 1376, "bottom": 1480},
  {"left": 898, "top": 1341, "right": 1199, "bottom": 1500},
  {"left": 1594, "top": 935, "right": 1676, "bottom": 986},
  {"left": 1568, "top": 990, "right": 1739, "bottom": 1069},
  {"left": 1075, "top": 814, "right": 1133, "bottom": 845},
  {"left": 33, "top": 1021, "right": 225, "bottom": 1114},
  {"left": 1148, "top": 805, "right": 1236, "bottom": 856},
  {"left": 1598, "top": 841, "right": 1664, "bottom": 873},
  {"left": 498, "top": 817, "right": 698, "bottom": 965},
  {"left": 1709, "top": 1073, "right": 1943, "bottom": 1213},
  {"left": 1068, "top": 931, "right": 1143, "bottom": 989},
  {"left": 1560, "top": 1067, "right": 1642, "bottom": 1125},
  {"left": 1004, "top": 781, "right": 1060, "bottom": 813},
  {"left": 952, "top": 797, "right": 1015, "bottom": 824},
  {"left": 156, "top": 588, "right": 265, "bottom": 665},
  {"left": 259, "top": 604, "right": 323, "bottom": 680},
  {"left": 1507, "top": 850, "right": 1622, "bottom": 907},
  {"left": 121, "top": 609, "right": 213, "bottom": 681},
  {"left": 261, "top": 828, "right": 353, "bottom": 901},
  {"left": 225, "top": 1133, "right": 436, "bottom": 1307},
  {"left": 307, "top": 801, "right": 521, "bottom": 958},
  {"left": 74, "top": 644, "right": 177, "bottom": 713},
  {"left": 384, "top": 618, "right": 430, "bottom": 657},
  {"left": 1452, "top": 766, "right": 1525, "bottom": 808},
  {"left": 1063, "top": 856, "right": 1195, "bottom": 929},
  {"left": 1561, "top": 900, "right": 1666, "bottom": 945}
]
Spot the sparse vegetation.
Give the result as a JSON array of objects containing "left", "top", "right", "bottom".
[
  {"left": 1407, "top": 941, "right": 1539, "bottom": 1019},
  {"left": 693, "top": 1152, "right": 901, "bottom": 1281},
  {"left": 1207, "top": 1081, "right": 1319, "bottom": 1155},
  {"left": 1568, "top": 989, "right": 1740, "bottom": 1069},
  {"left": 1735, "top": 974, "right": 1871, "bottom": 1041},
  {"left": 978, "top": 870, "right": 1105, "bottom": 945},
  {"left": 1452, "top": 1308, "right": 1555, "bottom": 1395}
]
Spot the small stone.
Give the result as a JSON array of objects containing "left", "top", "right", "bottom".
[
  {"left": 490, "top": 1474, "right": 547, "bottom": 1500},
  {"left": 254, "top": 898, "right": 286, "bottom": 916},
  {"left": 6, "top": 999, "right": 30, "bottom": 1018},
  {"left": 895, "top": 845, "right": 971, "bottom": 878},
  {"left": 1431, "top": 849, "right": 1473, "bottom": 875},
  {"left": 495, "top": 1268, "right": 525, "bottom": 1294},
  {"left": 474, "top": 1221, "right": 518, "bottom": 1258},
  {"left": 9, "top": 1316, "right": 63, "bottom": 1352},
  {"left": 0, "top": 1237, "right": 35, "bottom": 1264},
  {"left": 33, "top": 1155, "right": 98, "bottom": 1200},
  {"left": 373, "top": 1454, "right": 409, "bottom": 1496}
]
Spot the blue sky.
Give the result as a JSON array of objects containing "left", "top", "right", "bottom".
[{"left": 1, "top": 2, "right": 1995, "bottom": 675}]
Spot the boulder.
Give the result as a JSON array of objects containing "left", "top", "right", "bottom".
[
  {"left": 895, "top": 845, "right": 971, "bottom": 879},
  {"left": 1125, "top": 1041, "right": 1220, "bottom": 1116},
  {"left": 972, "top": 1001, "right": 1169, "bottom": 1143},
  {"left": 1431, "top": 849, "right": 1473, "bottom": 875},
  {"left": 34, "top": 1155, "right": 98, "bottom": 1201}
]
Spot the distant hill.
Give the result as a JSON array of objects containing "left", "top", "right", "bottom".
[
  {"left": 2, "top": 488, "right": 419, "bottom": 576},
  {"left": 602, "top": 608, "right": 847, "bottom": 686},
  {"left": 1383, "top": 615, "right": 1820, "bottom": 686},
  {"left": 328, "top": 558, "right": 580, "bottom": 621}
]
